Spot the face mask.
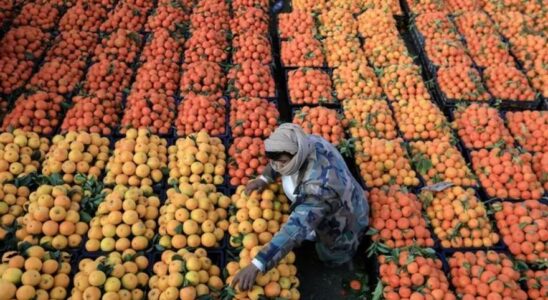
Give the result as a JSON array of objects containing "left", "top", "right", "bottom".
[{"left": 271, "top": 160, "right": 286, "bottom": 172}]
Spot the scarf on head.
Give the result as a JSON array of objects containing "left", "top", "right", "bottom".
[{"left": 264, "top": 123, "right": 313, "bottom": 176}]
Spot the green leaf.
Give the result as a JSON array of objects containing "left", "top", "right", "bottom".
[
  {"left": 174, "top": 223, "right": 183, "bottom": 234},
  {"left": 371, "top": 280, "right": 383, "bottom": 300},
  {"left": 412, "top": 153, "right": 433, "bottom": 175}
]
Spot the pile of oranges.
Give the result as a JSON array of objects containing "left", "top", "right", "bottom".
[
  {"left": 148, "top": 248, "right": 223, "bottom": 300},
  {"left": 292, "top": 106, "right": 346, "bottom": 146},
  {"left": 42, "top": 132, "right": 110, "bottom": 184},
  {"left": 18, "top": 184, "right": 88, "bottom": 250},
  {"left": 225, "top": 248, "right": 300, "bottom": 300},
  {"left": 228, "top": 185, "right": 290, "bottom": 250},
  {"left": 0, "top": 183, "right": 29, "bottom": 242},
  {"left": 71, "top": 250, "right": 149, "bottom": 300},
  {"left": 420, "top": 187, "right": 499, "bottom": 248},
  {"left": 0, "top": 246, "right": 72, "bottom": 300},
  {"left": 157, "top": 183, "right": 229, "bottom": 249},
  {"left": 104, "top": 129, "right": 168, "bottom": 190},
  {"left": 355, "top": 137, "right": 420, "bottom": 188},
  {"left": 378, "top": 248, "right": 456, "bottom": 300},
  {"left": 369, "top": 186, "right": 435, "bottom": 248},
  {"left": 85, "top": 186, "right": 160, "bottom": 252},
  {"left": 0, "top": 131, "right": 49, "bottom": 182},
  {"left": 167, "top": 132, "right": 226, "bottom": 186}
]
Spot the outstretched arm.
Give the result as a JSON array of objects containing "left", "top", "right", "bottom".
[{"left": 252, "top": 184, "right": 333, "bottom": 272}]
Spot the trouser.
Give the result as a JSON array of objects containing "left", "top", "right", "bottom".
[{"left": 314, "top": 228, "right": 365, "bottom": 267}]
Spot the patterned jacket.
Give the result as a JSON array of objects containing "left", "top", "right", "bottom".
[{"left": 254, "top": 135, "right": 369, "bottom": 271}]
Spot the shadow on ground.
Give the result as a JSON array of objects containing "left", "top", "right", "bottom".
[{"left": 294, "top": 238, "right": 375, "bottom": 300}]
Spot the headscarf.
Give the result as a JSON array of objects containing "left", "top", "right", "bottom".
[{"left": 264, "top": 123, "right": 314, "bottom": 176}]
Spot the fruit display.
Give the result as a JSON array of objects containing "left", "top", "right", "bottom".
[
  {"left": 452, "top": 103, "right": 514, "bottom": 150},
  {"left": 13, "top": 2, "right": 59, "bottom": 31},
  {"left": 318, "top": 8, "right": 357, "bottom": 38},
  {"left": 369, "top": 186, "right": 435, "bottom": 249},
  {"left": 483, "top": 65, "right": 536, "bottom": 102},
  {"left": 228, "top": 185, "right": 290, "bottom": 249},
  {"left": 99, "top": 3, "right": 148, "bottom": 33},
  {"left": 61, "top": 95, "right": 121, "bottom": 136},
  {"left": 492, "top": 200, "right": 548, "bottom": 264},
  {"left": 466, "top": 35, "right": 516, "bottom": 69},
  {"left": 523, "top": 269, "right": 548, "bottom": 300},
  {"left": 291, "top": 0, "right": 325, "bottom": 13},
  {"left": 130, "top": 58, "right": 180, "bottom": 97},
  {"left": 157, "top": 183, "right": 229, "bottom": 249},
  {"left": 148, "top": 248, "right": 223, "bottom": 299},
  {"left": 103, "top": 129, "right": 168, "bottom": 189},
  {"left": 420, "top": 186, "right": 499, "bottom": 249},
  {"left": 0, "top": 183, "right": 30, "bottom": 244},
  {"left": 1, "top": 26, "right": 49, "bottom": 61},
  {"left": 1, "top": 92, "right": 65, "bottom": 136},
  {"left": 277, "top": 11, "right": 316, "bottom": 39},
  {"left": 448, "top": 251, "right": 527, "bottom": 300},
  {"left": 0, "top": 245, "right": 72, "bottom": 300},
  {"left": 145, "top": 3, "right": 188, "bottom": 32},
  {"left": 377, "top": 248, "right": 456, "bottom": 300},
  {"left": 379, "top": 64, "right": 431, "bottom": 102},
  {"left": 83, "top": 59, "right": 133, "bottom": 103},
  {"left": 410, "top": 140, "right": 477, "bottom": 186},
  {"left": 231, "top": 0, "right": 270, "bottom": 12},
  {"left": 0, "top": 0, "right": 547, "bottom": 298},
  {"left": 470, "top": 147, "right": 544, "bottom": 200},
  {"left": 356, "top": 9, "right": 398, "bottom": 39},
  {"left": 180, "top": 61, "right": 226, "bottom": 98},
  {"left": 281, "top": 34, "right": 325, "bottom": 68},
  {"left": 58, "top": 2, "right": 108, "bottom": 32},
  {"left": 332, "top": 62, "right": 383, "bottom": 100},
  {"left": 355, "top": 137, "right": 420, "bottom": 188},
  {"left": 505, "top": 110, "right": 547, "bottom": 153},
  {"left": 93, "top": 29, "right": 143, "bottom": 65},
  {"left": 230, "top": 6, "right": 268, "bottom": 36},
  {"left": 225, "top": 248, "right": 300, "bottom": 299},
  {"left": 26, "top": 59, "right": 85, "bottom": 95},
  {"left": 435, "top": 65, "right": 491, "bottom": 102},
  {"left": 392, "top": 98, "right": 452, "bottom": 141},
  {"left": 343, "top": 99, "right": 398, "bottom": 140},
  {"left": 423, "top": 39, "right": 473, "bottom": 67},
  {"left": 190, "top": 0, "right": 230, "bottom": 32},
  {"left": 414, "top": 12, "right": 459, "bottom": 41},
  {"left": 363, "top": 34, "right": 413, "bottom": 69},
  {"left": 120, "top": 90, "right": 176, "bottom": 135},
  {"left": 292, "top": 106, "right": 346, "bottom": 146},
  {"left": 232, "top": 32, "right": 272, "bottom": 65},
  {"left": 324, "top": 35, "right": 365, "bottom": 68},
  {"left": 17, "top": 184, "right": 88, "bottom": 249},
  {"left": 229, "top": 97, "right": 279, "bottom": 138},
  {"left": 228, "top": 137, "right": 268, "bottom": 186},
  {"left": 71, "top": 250, "right": 149, "bottom": 300},
  {"left": 167, "top": 132, "right": 226, "bottom": 186},
  {"left": 287, "top": 68, "right": 334, "bottom": 105},
  {"left": 0, "top": 131, "right": 49, "bottom": 182},
  {"left": 42, "top": 132, "right": 110, "bottom": 184},
  {"left": 175, "top": 95, "right": 227, "bottom": 137},
  {"left": 140, "top": 29, "right": 183, "bottom": 63},
  {"left": 532, "top": 152, "right": 547, "bottom": 191},
  {"left": 183, "top": 28, "right": 229, "bottom": 66},
  {"left": 227, "top": 61, "right": 276, "bottom": 99},
  {"left": 85, "top": 185, "right": 160, "bottom": 252}
]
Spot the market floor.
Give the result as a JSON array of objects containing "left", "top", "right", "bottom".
[{"left": 294, "top": 239, "right": 373, "bottom": 300}]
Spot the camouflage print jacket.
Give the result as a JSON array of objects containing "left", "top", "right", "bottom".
[{"left": 254, "top": 135, "right": 369, "bottom": 271}]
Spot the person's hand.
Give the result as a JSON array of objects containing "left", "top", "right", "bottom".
[
  {"left": 245, "top": 178, "right": 267, "bottom": 195},
  {"left": 231, "top": 264, "right": 260, "bottom": 291}
]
